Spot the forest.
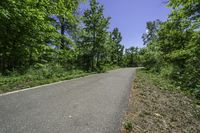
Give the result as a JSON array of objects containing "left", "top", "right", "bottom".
[
  {"left": 0, "top": 0, "right": 127, "bottom": 73},
  {"left": 0, "top": 0, "right": 199, "bottom": 100}
]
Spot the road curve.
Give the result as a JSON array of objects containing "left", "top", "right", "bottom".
[{"left": 0, "top": 68, "right": 135, "bottom": 133}]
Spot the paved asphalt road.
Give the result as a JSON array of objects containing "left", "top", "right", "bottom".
[{"left": 0, "top": 68, "right": 135, "bottom": 133}]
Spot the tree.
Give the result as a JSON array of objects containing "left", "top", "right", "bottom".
[
  {"left": 81, "top": 0, "right": 110, "bottom": 70},
  {"left": 140, "top": 0, "right": 200, "bottom": 95},
  {"left": 168, "top": 0, "right": 200, "bottom": 30},
  {"left": 111, "top": 28, "right": 122, "bottom": 44},
  {"left": 0, "top": 0, "right": 84, "bottom": 73},
  {"left": 142, "top": 19, "right": 162, "bottom": 45},
  {"left": 110, "top": 28, "right": 124, "bottom": 66},
  {"left": 0, "top": 0, "right": 56, "bottom": 73},
  {"left": 52, "top": 0, "right": 82, "bottom": 49},
  {"left": 124, "top": 47, "right": 139, "bottom": 67}
]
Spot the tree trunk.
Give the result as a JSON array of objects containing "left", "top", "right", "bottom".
[
  {"left": 96, "top": 52, "right": 100, "bottom": 69},
  {"left": 29, "top": 49, "right": 33, "bottom": 66},
  {"left": 60, "top": 17, "right": 65, "bottom": 49}
]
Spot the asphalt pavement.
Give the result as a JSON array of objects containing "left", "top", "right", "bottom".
[{"left": 0, "top": 68, "right": 135, "bottom": 133}]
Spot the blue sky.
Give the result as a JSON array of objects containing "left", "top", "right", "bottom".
[{"left": 81, "top": 0, "right": 171, "bottom": 48}]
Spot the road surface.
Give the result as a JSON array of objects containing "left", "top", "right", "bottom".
[{"left": 0, "top": 68, "right": 135, "bottom": 133}]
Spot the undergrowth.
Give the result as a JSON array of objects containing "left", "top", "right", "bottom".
[
  {"left": 0, "top": 64, "right": 121, "bottom": 94},
  {"left": 0, "top": 64, "right": 92, "bottom": 94},
  {"left": 141, "top": 69, "right": 200, "bottom": 105}
]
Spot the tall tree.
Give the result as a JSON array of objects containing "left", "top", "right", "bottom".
[
  {"left": 81, "top": 0, "right": 110, "bottom": 70},
  {"left": 110, "top": 28, "right": 124, "bottom": 65},
  {"left": 111, "top": 28, "right": 122, "bottom": 44}
]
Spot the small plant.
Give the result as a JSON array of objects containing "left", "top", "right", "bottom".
[
  {"left": 192, "top": 107, "right": 200, "bottom": 120},
  {"left": 124, "top": 121, "right": 133, "bottom": 132}
]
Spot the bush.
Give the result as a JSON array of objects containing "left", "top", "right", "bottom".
[
  {"left": 160, "top": 64, "right": 174, "bottom": 79},
  {"left": 0, "top": 64, "right": 91, "bottom": 93}
]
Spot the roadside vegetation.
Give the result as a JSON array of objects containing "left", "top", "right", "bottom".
[
  {"left": 0, "top": 65, "right": 91, "bottom": 94},
  {"left": 0, "top": 0, "right": 135, "bottom": 93},
  {"left": 121, "top": 69, "right": 200, "bottom": 133},
  {"left": 0, "top": 64, "right": 120, "bottom": 94},
  {"left": 122, "top": 1, "right": 200, "bottom": 129},
  {"left": 138, "top": 0, "right": 200, "bottom": 101},
  {"left": 0, "top": 0, "right": 199, "bottom": 118}
]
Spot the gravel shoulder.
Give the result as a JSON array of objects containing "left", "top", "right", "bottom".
[{"left": 121, "top": 70, "right": 200, "bottom": 133}]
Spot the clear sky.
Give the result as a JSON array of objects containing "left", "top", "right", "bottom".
[{"left": 82, "top": 0, "right": 171, "bottom": 48}]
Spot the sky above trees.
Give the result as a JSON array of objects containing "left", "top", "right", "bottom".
[{"left": 84, "top": 0, "right": 171, "bottom": 48}]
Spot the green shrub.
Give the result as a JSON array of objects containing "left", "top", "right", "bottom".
[
  {"left": 33, "top": 63, "right": 45, "bottom": 69},
  {"left": 160, "top": 64, "right": 174, "bottom": 79}
]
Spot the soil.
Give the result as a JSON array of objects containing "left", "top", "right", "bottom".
[{"left": 121, "top": 71, "right": 200, "bottom": 133}]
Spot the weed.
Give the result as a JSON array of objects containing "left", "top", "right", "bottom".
[
  {"left": 124, "top": 121, "right": 133, "bottom": 131},
  {"left": 0, "top": 66, "right": 91, "bottom": 94}
]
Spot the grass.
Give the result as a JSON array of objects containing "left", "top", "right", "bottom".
[
  {"left": 0, "top": 66, "right": 93, "bottom": 94},
  {"left": 142, "top": 69, "right": 200, "bottom": 105},
  {"left": 0, "top": 64, "right": 121, "bottom": 94},
  {"left": 121, "top": 69, "right": 200, "bottom": 133}
]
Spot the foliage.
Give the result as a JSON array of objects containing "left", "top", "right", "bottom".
[
  {"left": 0, "top": 0, "right": 56, "bottom": 72},
  {"left": 110, "top": 28, "right": 124, "bottom": 66},
  {"left": 80, "top": 0, "right": 110, "bottom": 71},
  {"left": 0, "top": 0, "right": 126, "bottom": 73},
  {"left": 0, "top": 0, "right": 129, "bottom": 92},
  {"left": 124, "top": 47, "right": 140, "bottom": 67},
  {"left": 139, "top": 0, "right": 200, "bottom": 100},
  {"left": 142, "top": 19, "right": 162, "bottom": 45},
  {"left": 0, "top": 64, "right": 91, "bottom": 93}
]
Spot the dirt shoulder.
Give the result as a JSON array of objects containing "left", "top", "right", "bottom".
[{"left": 121, "top": 70, "right": 200, "bottom": 133}]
